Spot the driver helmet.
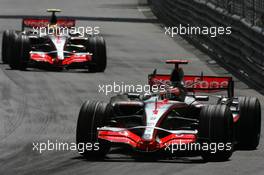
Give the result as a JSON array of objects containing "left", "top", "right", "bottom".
[{"left": 165, "top": 87, "right": 180, "bottom": 100}]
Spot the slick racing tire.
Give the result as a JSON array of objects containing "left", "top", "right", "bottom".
[
  {"left": 2, "top": 30, "right": 17, "bottom": 64},
  {"left": 76, "top": 101, "right": 111, "bottom": 159},
  {"left": 87, "top": 36, "right": 107, "bottom": 72},
  {"left": 199, "top": 105, "right": 234, "bottom": 162},
  {"left": 237, "top": 97, "right": 261, "bottom": 150},
  {"left": 2, "top": 30, "right": 12, "bottom": 63},
  {"left": 9, "top": 34, "right": 30, "bottom": 70}
]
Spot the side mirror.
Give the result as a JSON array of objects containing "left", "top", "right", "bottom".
[{"left": 195, "top": 95, "right": 209, "bottom": 101}]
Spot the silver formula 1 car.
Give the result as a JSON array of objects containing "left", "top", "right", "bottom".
[
  {"left": 2, "top": 9, "right": 106, "bottom": 72},
  {"left": 76, "top": 60, "right": 261, "bottom": 161}
]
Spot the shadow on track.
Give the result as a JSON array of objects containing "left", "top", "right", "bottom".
[
  {"left": 0, "top": 15, "right": 158, "bottom": 24},
  {"left": 71, "top": 147, "right": 208, "bottom": 164},
  {"left": 72, "top": 156, "right": 206, "bottom": 164}
]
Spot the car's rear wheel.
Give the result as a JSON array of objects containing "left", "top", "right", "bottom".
[
  {"left": 237, "top": 97, "right": 261, "bottom": 150},
  {"left": 199, "top": 105, "right": 234, "bottom": 162},
  {"left": 9, "top": 34, "right": 30, "bottom": 70},
  {"left": 76, "top": 100, "right": 111, "bottom": 159},
  {"left": 87, "top": 36, "right": 107, "bottom": 72}
]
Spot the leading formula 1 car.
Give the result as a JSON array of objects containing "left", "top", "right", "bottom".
[
  {"left": 2, "top": 9, "right": 106, "bottom": 72},
  {"left": 76, "top": 60, "right": 261, "bottom": 161}
]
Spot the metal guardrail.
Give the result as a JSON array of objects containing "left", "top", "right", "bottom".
[
  {"left": 148, "top": 0, "right": 264, "bottom": 91},
  {"left": 208, "top": 0, "right": 264, "bottom": 26}
]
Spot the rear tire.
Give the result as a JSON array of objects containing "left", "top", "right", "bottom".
[
  {"left": 76, "top": 101, "right": 111, "bottom": 159},
  {"left": 199, "top": 105, "right": 234, "bottom": 162},
  {"left": 9, "top": 34, "right": 30, "bottom": 70},
  {"left": 87, "top": 36, "right": 107, "bottom": 72},
  {"left": 237, "top": 97, "right": 261, "bottom": 149}
]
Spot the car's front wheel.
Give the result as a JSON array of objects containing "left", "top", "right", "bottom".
[
  {"left": 199, "top": 105, "right": 234, "bottom": 162},
  {"left": 2, "top": 30, "right": 12, "bottom": 63},
  {"left": 76, "top": 101, "right": 111, "bottom": 159},
  {"left": 237, "top": 97, "right": 261, "bottom": 150},
  {"left": 9, "top": 34, "right": 30, "bottom": 70},
  {"left": 87, "top": 36, "right": 107, "bottom": 72}
]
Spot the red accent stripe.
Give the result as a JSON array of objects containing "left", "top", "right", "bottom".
[
  {"left": 30, "top": 53, "right": 92, "bottom": 65},
  {"left": 30, "top": 53, "right": 53, "bottom": 64},
  {"left": 98, "top": 130, "right": 197, "bottom": 151}
]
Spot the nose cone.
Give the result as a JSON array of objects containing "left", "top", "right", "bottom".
[
  {"left": 50, "top": 35, "right": 67, "bottom": 60},
  {"left": 143, "top": 97, "right": 174, "bottom": 141},
  {"left": 137, "top": 140, "right": 160, "bottom": 152}
]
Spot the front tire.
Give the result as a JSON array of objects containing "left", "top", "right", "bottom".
[
  {"left": 237, "top": 97, "right": 261, "bottom": 149},
  {"left": 9, "top": 34, "right": 30, "bottom": 70},
  {"left": 2, "top": 30, "right": 11, "bottom": 63},
  {"left": 76, "top": 101, "right": 111, "bottom": 159},
  {"left": 199, "top": 105, "right": 234, "bottom": 162},
  {"left": 87, "top": 36, "right": 107, "bottom": 72}
]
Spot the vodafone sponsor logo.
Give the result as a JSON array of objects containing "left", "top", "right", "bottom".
[
  {"left": 24, "top": 19, "right": 75, "bottom": 28},
  {"left": 184, "top": 77, "right": 229, "bottom": 89},
  {"left": 151, "top": 77, "right": 229, "bottom": 89}
]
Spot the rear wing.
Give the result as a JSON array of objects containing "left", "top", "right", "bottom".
[
  {"left": 148, "top": 73, "right": 234, "bottom": 98},
  {"left": 22, "top": 18, "right": 76, "bottom": 30}
]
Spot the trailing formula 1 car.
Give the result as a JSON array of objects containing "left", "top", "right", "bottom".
[
  {"left": 76, "top": 60, "right": 261, "bottom": 161},
  {"left": 1, "top": 9, "right": 107, "bottom": 72}
]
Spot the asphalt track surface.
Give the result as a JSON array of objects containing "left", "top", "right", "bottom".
[{"left": 0, "top": 0, "right": 263, "bottom": 175}]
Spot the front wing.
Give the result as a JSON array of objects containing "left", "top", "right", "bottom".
[
  {"left": 30, "top": 51, "right": 92, "bottom": 66},
  {"left": 98, "top": 127, "right": 197, "bottom": 152}
]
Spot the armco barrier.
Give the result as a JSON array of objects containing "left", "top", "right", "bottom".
[{"left": 149, "top": 0, "right": 264, "bottom": 91}]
